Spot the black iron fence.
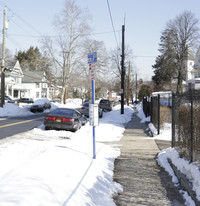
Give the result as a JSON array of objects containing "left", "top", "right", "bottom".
[
  {"left": 150, "top": 95, "right": 160, "bottom": 135},
  {"left": 143, "top": 91, "right": 200, "bottom": 163},
  {"left": 172, "top": 92, "right": 200, "bottom": 163}
]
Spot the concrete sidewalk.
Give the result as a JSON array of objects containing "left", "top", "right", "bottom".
[{"left": 113, "top": 112, "right": 185, "bottom": 206}]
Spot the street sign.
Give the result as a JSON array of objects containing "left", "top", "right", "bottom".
[
  {"left": 89, "top": 103, "right": 99, "bottom": 126},
  {"left": 88, "top": 52, "right": 97, "bottom": 64},
  {"left": 89, "top": 63, "right": 96, "bottom": 80}
]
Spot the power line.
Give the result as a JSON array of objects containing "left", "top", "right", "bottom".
[
  {"left": 133, "top": 55, "right": 157, "bottom": 58},
  {"left": 6, "top": 6, "right": 42, "bottom": 36},
  {"left": 106, "top": 0, "right": 120, "bottom": 49},
  {"left": 7, "top": 29, "right": 121, "bottom": 38}
]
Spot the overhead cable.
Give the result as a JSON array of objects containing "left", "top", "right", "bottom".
[{"left": 106, "top": 0, "right": 120, "bottom": 49}]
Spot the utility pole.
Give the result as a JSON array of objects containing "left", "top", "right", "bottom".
[
  {"left": 135, "top": 73, "right": 138, "bottom": 101},
  {"left": 121, "top": 25, "right": 125, "bottom": 114},
  {"left": 127, "top": 62, "right": 130, "bottom": 106},
  {"left": 1, "top": 8, "right": 7, "bottom": 107}
]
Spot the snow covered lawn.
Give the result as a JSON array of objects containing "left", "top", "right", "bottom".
[{"left": 0, "top": 102, "right": 133, "bottom": 206}]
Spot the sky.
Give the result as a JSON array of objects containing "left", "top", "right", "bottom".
[
  {"left": 0, "top": 0, "right": 200, "bottom": 80},
  {"left": 0, "top": 100, "right": 198, "bottom": 205}
]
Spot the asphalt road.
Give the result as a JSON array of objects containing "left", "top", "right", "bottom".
[{"left": 0, "top": 113, "right": 46, "bottom": 139}]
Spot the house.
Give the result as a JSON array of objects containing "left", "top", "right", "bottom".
[
  {"left": 186, "top": 46, "right": 200, "bottom": 91},
  {"left": 2, "top": 60, "right": 53, "bottom": 100},
  {"left": 185, "top": 47, "right": 196, "bottom": 80}
]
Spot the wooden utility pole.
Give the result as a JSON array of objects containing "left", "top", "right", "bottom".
[
  {"left": 135, "top": 73, "right": 138, "bottom": 101},
  {"left": 1, "top": 8, "right": 6, "bottom": 107},
  {"left": 127, "top": 62, "right": 130, "bottom": 106},
  {"left": 121, "top": 25, "right": 125, "bottom": 114}
]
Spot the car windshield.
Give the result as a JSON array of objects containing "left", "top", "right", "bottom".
[
  {"left": 83, "top": 103, "right": 89, "bottom": 107},
  {"left": 51, "top": 108, "right": 74, "bottom": 116},
  {"left": 33, "top": 99, "right": 50, "bottom": 105},
  {"left": 100, "top": 100, "right": 109, "bottom": 103},
  {"left": 5, "top": 96, "right": 12, "bottom": 100}
]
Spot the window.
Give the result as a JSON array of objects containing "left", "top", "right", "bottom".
[
  {"left": 42, "top": 83, "right": 47, "bottom": 88},
  {"left": 14, "top": 90, "right": 18, "bottom": 98},
  {"left": 36, "top": 92, "right": 39, "bottom": 98},
  {"left": 41, "top": 92, "right": 47, "bottom": 98},
  {"left": 36, "top": 83, "right": 40, "bottom": 88}
]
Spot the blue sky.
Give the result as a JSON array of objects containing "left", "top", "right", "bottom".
[{"left": 0, "top": 0, "right": 200, "bottom": 80}]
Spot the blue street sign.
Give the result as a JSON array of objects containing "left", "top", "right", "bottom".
[{"left": 88, "top": 52, "right": 97, "bottom": 64}]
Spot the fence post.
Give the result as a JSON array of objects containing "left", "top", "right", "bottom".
[
  {"left": 190, "top": 92, "right": 193, "bottom": 163},
  {"left": 157, "top": 94, "right": 160, "bottom": 135},
  {"left": 171, "top": 93, "right": 175, "bottom": 148},
  {"left": 150, "top": 96, "right": 153, "bottom": 122}
]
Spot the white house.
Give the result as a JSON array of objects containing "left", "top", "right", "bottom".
[
  {"left": 186, "top": 46, "right": 200, "bottom": 90},
  {"left": 2, "top": 60, "right": 53, "bottom": 100},
  {"left": 185, "top": 47, "right": 196, "bottom": 80}
]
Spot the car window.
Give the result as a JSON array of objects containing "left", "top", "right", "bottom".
[
  {"left": 100, "top": 100, "right": 109, "bottom": 103},
  {"left": 52, "top": 108, "right": 74, "bottom": 116},
  {"left": 5, "top": 96, "right": 12, "bottom": 100},
  {"left": 75, "top": 111, "right": 81, "bottom": 117}
]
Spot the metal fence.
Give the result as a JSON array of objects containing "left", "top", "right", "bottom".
[
  {"left": 172, "top": 92, "right": 200, "bottom": 163},
  {"left": 143, "top": 97, "right": 151, "bottom": 117}
]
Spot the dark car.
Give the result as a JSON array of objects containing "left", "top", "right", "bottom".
[
  {"left": 99, "top": 99, "right": 113, "bottom": 111},
  {"left": 18, "top": 98, "right": 34, "bottom": 104},
  {"left": 80, "top": 102, "right": 103, "bottom": 118},
  {"left": 44, "top": 108, "right": 84, "bottom": 132},
  {"left": 30, "top": 99, "right": 51, "bottom": 113}
]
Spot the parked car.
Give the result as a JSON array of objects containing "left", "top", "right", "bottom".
[
  {"left": 80, "top": 102, "right": 103, "bottom": 118},
  {"left": 50, "top": 99, "right": 61, "bottom": 103},
  {"left": 5, "top": 96, "right": 17, "bottom": 104},
  {"left": 99, "top": 99, "right": 113, "bottom": 111},
  {"left": 30, "top": 99, "right": 51, "bottom": 113},
  {"left": 0, "top": 95, "right": 16, "bottom": 104},
  {"left": 44, "top": 108, "right": 84, "bottom": 132},
  {"left": 18, "top": 98, "right": 34, "bottom": 104}
]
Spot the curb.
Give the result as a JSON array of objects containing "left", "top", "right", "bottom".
[{"left": 168, "top": 158, "right": 200, "bottom": 206}]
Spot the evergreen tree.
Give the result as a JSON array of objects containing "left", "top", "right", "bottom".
[
  {"left": 138, "top": 85, "right": 152, "bottom": 101},
  {"left": 15, "top": 46, "right": 52, "bottom": 72}
]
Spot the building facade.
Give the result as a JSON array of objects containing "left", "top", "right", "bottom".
[{"left": 2, "top": 60, "right": 54, "bottom": 100}]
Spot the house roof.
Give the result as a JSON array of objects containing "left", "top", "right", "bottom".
[
  {"left": 22, "top": 71, "right": 48, "bottom": 83},
  {"left": 5, "top": 60, "right": 23, "bottom": 77}
]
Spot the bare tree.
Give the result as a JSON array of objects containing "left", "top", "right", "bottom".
[
  {"left": 42, "top": 0, "right": 92, "bottom": 103},
  {"left": 156, "top": 11, "right": 200, "bottom": 93},
  {"left": 109, "top": 45, "right": 133, "bottom": 80},
  {"left": 109, "top": 45, "right": 133, "bottom": 100}
]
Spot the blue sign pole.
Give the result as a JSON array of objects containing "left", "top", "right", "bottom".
[
  {"left": 88, "top": 52, "right": 97, "bottom": 159},
  {"left": 92, "top": 79, "right": 96, "bottom": 159}
]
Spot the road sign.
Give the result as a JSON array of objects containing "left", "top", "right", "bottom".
[
  {"left": 89, "top": 63, "right": 96, "bottom": 80},
  {"left": 88, "top": 52, "right": 97, "bottom": 64},
  {"left": 89, "top": 103, "right": 99, "bottom": 126}
]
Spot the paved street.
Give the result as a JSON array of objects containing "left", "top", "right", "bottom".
[
  {"left": 113, "top": 113, "right": 185, "bottom": 206},
  {"left": 0, "top": 113, "right": 45, "bottom": 139}
]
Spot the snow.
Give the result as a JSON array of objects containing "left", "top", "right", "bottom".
[
  {"left": 0, "top": 101, "right": 133, "bottom": 206},
  {"left": 0, "top": 100, "right": 200, "bottom": 205}
]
